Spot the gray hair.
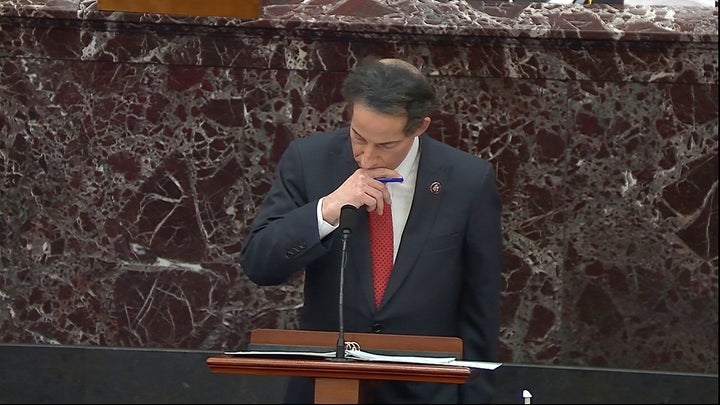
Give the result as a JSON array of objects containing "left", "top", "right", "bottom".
[{"left": 341, "top": 57, "right": 437, "bottom": 135}]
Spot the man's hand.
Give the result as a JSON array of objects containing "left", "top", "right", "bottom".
[{"left": 321, "top": 168, "right": 401, "bottom": 225}]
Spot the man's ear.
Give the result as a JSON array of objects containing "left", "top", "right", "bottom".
[{"left": 413, "top": 117, "right": 431, "bottom": 137}]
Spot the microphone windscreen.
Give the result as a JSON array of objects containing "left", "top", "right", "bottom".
[{"left": 339, "top": 204, "right": 358, "bottom": 234}]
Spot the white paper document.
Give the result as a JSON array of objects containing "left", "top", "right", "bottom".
[{"left": 225, "top": 341, "right": 501, "bottom": 370}]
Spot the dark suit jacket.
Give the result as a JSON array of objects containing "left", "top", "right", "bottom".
[{"left": 241, "top": 127, "right": 503, "bottom": 404}]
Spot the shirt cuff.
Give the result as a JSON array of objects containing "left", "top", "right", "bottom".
[{"left": 317, "top": 197, "right": 338, "bottom": 239}]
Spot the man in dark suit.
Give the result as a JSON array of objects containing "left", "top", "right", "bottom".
[{"left": 240, "top": 57, "right": 503, "bottom": 403}]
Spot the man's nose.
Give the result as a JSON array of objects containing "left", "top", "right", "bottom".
[{"left": 358, "top": 145, "right": 379, "bottom": 168}]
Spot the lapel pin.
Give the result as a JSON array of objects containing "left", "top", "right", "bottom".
[{"left": 429, "top": 181, "right": 442, "bottom": 194}]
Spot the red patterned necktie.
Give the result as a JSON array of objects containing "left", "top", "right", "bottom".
[{"left": 368, "top": 206, "right": 393, "bottom": 309}]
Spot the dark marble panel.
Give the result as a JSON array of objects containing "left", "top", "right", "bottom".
[
  {"left": 0, "top": 344, "right": 717, "bottom": 404},
  {"left": 3, "top": 2, "right": 717, "bottom": 85},
  {"left": 560, "top": 79, "right": 718, "bottom": 371},
  {"left": 0, "top": 0, "right": 717, "bottom": 380},
  {"left": 0, "top": 344, "right": 285, "bottom": 403}
]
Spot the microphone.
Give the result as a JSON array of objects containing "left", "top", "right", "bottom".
[
  {"left": 332, "top": 204, "right": 357, "bottom": 361},
  {"left": 339, "top": 203, "right": 358, "bottom": 235}
]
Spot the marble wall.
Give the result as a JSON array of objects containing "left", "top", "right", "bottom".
[{"left": 0, "top": 0, "right": 717, "bottom": 376}]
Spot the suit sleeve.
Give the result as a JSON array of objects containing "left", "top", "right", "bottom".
[
  {"left": 240, "top": 140, "right": 334, "bottom": 286},
  {"left": 459, "top": 161, "right": 503, "bottom": 403}
]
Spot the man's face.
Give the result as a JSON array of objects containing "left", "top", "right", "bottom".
[{"left": 349, "top": 103, "right": 418, "bottom": 170}]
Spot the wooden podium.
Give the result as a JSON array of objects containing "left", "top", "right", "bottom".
[{"left": 206, "top": 329, "right": 472, "bottom": 404}]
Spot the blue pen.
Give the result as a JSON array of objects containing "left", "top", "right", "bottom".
[{"left": 376, "top": 177, "right": 404, "bottom": 183}]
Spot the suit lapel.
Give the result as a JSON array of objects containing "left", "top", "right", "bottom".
[{"left": 379, "top": 135, "right": 448, "bottom": 310}]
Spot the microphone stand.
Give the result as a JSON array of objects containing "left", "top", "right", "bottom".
[
  {"left": 332, "top": 228, "right": 351, "bottom": 361},
  {"left": 330, "top": 204, "right": 357, "bottom": 362}
]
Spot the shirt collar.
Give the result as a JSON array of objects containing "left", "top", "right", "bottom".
[{"left": 394, "top": 136, "right": 420, "bottom": 180}]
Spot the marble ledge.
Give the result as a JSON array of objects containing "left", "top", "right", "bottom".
[{"left": 0, "top": 0, "right": 717, "bottom": 43}]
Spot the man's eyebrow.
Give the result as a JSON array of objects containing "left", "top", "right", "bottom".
[
  {"left": 350, "top": 126, "right": 401, "bottom": 146},
  {"left": 350, "top": 127, "right": 371, "bottom": 142}
]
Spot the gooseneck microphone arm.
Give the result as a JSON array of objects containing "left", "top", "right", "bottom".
[
  {"left": 333, "top": 204, "right": 358, "bottom": 361},
  {"left": 336, "top": 228, "right": 350, "bottom": 360}
]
